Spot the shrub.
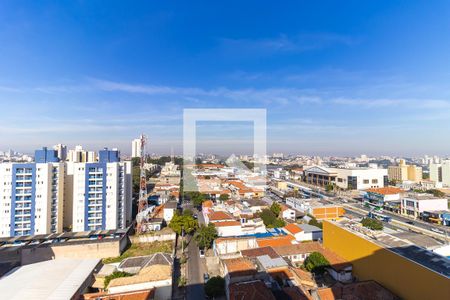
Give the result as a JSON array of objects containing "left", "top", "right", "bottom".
[
  {"left": 104, "top": 271, "right": 132, "bottom": 288},
  {"left": 303, "top": 252, "right": 330, "bottom": 274},
  {"left": 361, "top": 217, "right": 383, "bottom": 230},
  {"left": 204, "top": 276, "right": 225, "bottom": 297}
]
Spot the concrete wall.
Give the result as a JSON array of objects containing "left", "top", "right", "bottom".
[
  {"left": 21, "top": 236, "right": 128, "bottom": 265},
  {"left": 131, "top": 232, "right": 176, "bottom": 244},
  {"left": 323, "top": 221, "right": 450, "bottom": 300}
]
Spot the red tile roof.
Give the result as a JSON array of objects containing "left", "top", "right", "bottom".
[
  {"left": 213, "top": 221, "right": 241, "bottom": 227},
  {"left": 256, "top": 235, "right": 295, "bottom": 248},
  {"left": 366, "top": 187, "right": 403, "bottom": 195},
  {"left": 241, "top": 246, "right": 280, "bottom": 259},
  {"left": 223, "top": 258, "right": 257, "bottom": 277},
  {"left": 229, "top": 280, "right": 275, "bottom": 300},
  {"left": 202, "top": 200, "right": 213, "bottom": 208},
  {"left": 284, "top": 223, "right": 303, "bottom": 235},
  {"left": 208, "top": 211, "right": 234, "bottom": 221}
]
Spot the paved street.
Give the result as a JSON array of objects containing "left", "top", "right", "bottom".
[{"left": 185, "top": 234, "right": 206, "bottom": 300}]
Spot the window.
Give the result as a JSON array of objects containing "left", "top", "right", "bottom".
[
  {"left": 372, "top": 179, "right": 378, "bottom": 184},
  {"left": 363, "top": 179, "right": 369, "bottom": 184}
]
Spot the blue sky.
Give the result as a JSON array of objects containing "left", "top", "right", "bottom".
[{"left": 0, "top": 1, "right": 449, "bottom": 156}]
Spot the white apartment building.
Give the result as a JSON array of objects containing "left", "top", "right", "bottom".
[
  {"left": 0, "top": 162, "right": 65, "bottom": 237},
  {"left": 430, "top": 160, "right": 450, "bottom": 187},
  {"left": 401, "top": 194, "right": 448, "bottom": 219},
  {"left": 131, "top": 138, "right": 142, "bottom": 158},
  {"left": 0, "top": 147, "right": 132, "bottom": 237},
  {"left": 68, "top": 149, "right": 132, "bottom": 232},
  {"left": 68, "top": 145, "right": 96, "bottom": 163}
]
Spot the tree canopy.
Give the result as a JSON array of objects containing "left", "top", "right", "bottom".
[
  {"left": 270, "top": 202, "right": 281, "bottom": 217},
  {"left": 204, "top": 276, "right": 225, "bottom": 298},
  {"left": 303, "top": 252, "right": 330, "bottom": 274},
  {"left": 260, "top": 209, "right": 286, "bottom": 228},
  {"left": 195, "top": 223, "right": 218, "bottom": 249},
  {"left": 169, "top": 212, "right": 198, "bottom": 235},
  {"left": 219, "top": 194, "right": 230, "bottom": 201}
]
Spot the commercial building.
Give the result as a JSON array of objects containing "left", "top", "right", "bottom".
[
  {"left": 323, "top": 219, "right": 450, "bottom": 300},
  {"left": 0, "top": 258, "right": 102, "bottom": 300},
  {"left": 362, "top": 187, "right": 403, "bottom": 213},
  {"left": 401, "top": 194, "right": 448, "bottom": 219},
  {"left": 304, "top": 166, "right": 388, "bottom": 190},
  {"left": 53, "top": 143, "right": 67, "bottom": 161},
  {"left": 388, "top": 159, "right": 423, "bottom": 183},
  {"left": 285, "top": 197, "right": 345, "bottom": 220}
]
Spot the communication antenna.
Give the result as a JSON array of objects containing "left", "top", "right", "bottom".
[{"left": 136, "top": 134, "right": 148, "bottom": 234}]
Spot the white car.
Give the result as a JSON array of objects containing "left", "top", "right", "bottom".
[{"left": 199, "top": 249, "right": 205, "bottom": 258}]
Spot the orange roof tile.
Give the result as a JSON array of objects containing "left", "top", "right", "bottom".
[
  {"left": 284, "top": 223, "right": 303, "bottom": 235},
  {"left": 213, "top": 221, "right": 241, "bottom": 227},
  {"left": 273, "top": 242, "right": 322, "bottom": 256},
  {"left": 366, "top": 187, "right": 403, "bottom": 195},
  {"left": 229, "top": 280, "right": 275, "bottom": 300},
  {"left": 223, "top": 257, "right": 257, "bottom": 275},
  {"left": 256, "top": 235, "right": 295, "bottom": 248},
  {"left": 241, "top": 246, "right": 280, "bottom": 259},
  {"left": 209, "top": 211, "right": 234, "bottom": 221}
]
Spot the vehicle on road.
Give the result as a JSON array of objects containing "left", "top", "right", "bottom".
[
  {"left": 193, "top": 214, "right": 198, "bottom": 219},
  {"left": 199, "top": 249, "right": 205, "bottom": 258},
  {"left": 368, "top": 211, "right": 392, "bottom": 222},
  {"left": 203, "top": 273, "right": 210, "bottom": 283},
  {"left": 405, "top": 221, "right": 414, "bottom": 225}
]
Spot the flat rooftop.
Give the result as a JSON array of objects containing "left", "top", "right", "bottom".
[
  {"left": 0, "top": 258, "right": 101, "bottom": 299},
  {"left": 333, "top": 219, "right": 450, "bottom": 278}
]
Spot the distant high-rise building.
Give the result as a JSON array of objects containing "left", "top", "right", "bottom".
[
  {"left": 53, "top": 144, "right": 67, "bottom": 161},
  {"left": 430, "top": 160, "right": 450, "bottom": 187},
  {"left": 388, "top": 159, "right": 422, "bottom": 183},
  {"left": 68, "top": 145, "right": 96, "bottom": 163},
  {"left": 131, "top": 138, "right": 142, "bottom": 158}
]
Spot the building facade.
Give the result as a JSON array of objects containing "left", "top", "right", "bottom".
[
  {"left": 131, "top": 138, "right": 142, "bottom": 158},
  {"left": 388, "top": 159, "right": 423, "bottom": 183},
  {"left": 0, "top": 147, "right": 132, "bottom": 237},
  {"left": 304, "top": 166, "right": 388, "bottom": 190},
  {"left": 68, "top": 149, "right": 132, "bottom": 232},
  {"left": 430, "top": 160, "right": 450, "bottom": 187},
  {"left": 401, "top": 194, "right": 448, "bottom": 219},
  {"left": 0, "top": 159, "right": 65, "bottom": 237}
]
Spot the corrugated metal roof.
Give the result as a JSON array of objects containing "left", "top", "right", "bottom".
[{"left": 0, "top": 258, "right": 100, "bottom": 300}]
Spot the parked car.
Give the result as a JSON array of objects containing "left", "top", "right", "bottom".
[
  {"left": 406, "top": 221, "right": 414, "bottom": 225},
  {"left": 431, "top": 228, "right": 444, "bottom": 234},
  {"left": 199, "top": 249, "right": 205, "bottom": 258},
  {"left": 203, "top": 273, "right": 210, "bottom": 283}
]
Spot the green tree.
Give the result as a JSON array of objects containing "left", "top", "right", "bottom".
[
  {"left": 270, "top": 202, "right": 282, "bottom": 217},
  {"left": 219, "top": 194, "right": 230, "bottom": 201},
  {"left": 260, "top": 209, "right": 285, "bottom": 228},
  {"left": 182, "top": 209, "right": 193, "bottom": 216},
  {"left": 307, "top": 216, "right": 323, "bottom": 229},
  {"left": 104, "top": 271, "right": 132, "bottom": 288},
  {"left": 325, "top": 184, "right": 334, "bottom": 192},
  {"left": 195, "top": 223, "right": 218, "bottom": 249},
  {"left": 361, "top": 217, "right": 383, "bottom": 230},
  {"left": 204, "top": 276, "right": 225, "bottom": 298},
  {"left": 169, "top": 212, "right": 198, "bottom": 235},
  {"left": 303, "top": 252, "right": 330, "bottom": 274}
]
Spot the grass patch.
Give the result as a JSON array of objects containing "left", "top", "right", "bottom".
[{"left": 103, "top": 240, "right": 173, "bottom": 264}]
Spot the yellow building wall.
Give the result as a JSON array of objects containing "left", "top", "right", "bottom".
[{"left": 323, "top": 221, "right": 450, "bottom": 300}]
